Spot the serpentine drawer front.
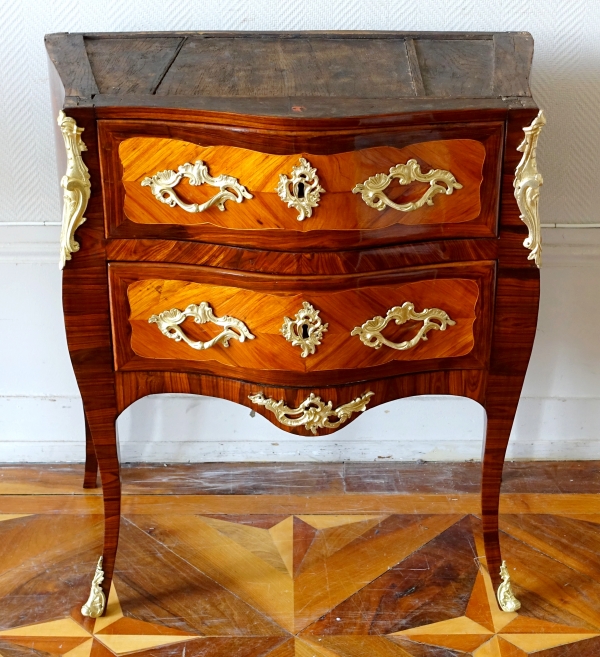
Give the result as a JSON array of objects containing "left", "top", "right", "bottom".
[
  {"left": 100, "top": 120, "right": 504, "bottom": 247},
  {"left": 121, "top": 137, "right": 484, "bottom": 228},
  {"left": 49, "top": 30, "right": 542, "bottom": 618},
  {"left": 109, "top": 261, "right": 494, "bottom": 379}
]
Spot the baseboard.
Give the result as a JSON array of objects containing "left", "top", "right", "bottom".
[
  {"left": 0, "top": 225, "right": 60, "bottom": 264},
  {"left": 0, "top": 242, "right": 58, "bottom": 264},
  {"left": 543, "top": 227, "right": 600, "bottom": 267},
  {"left": 1, "top": 394, "right": 599, "bottom": 463}
]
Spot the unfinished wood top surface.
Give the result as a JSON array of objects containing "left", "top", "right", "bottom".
[{"left": 45, "top": 31, "right": 534, "bottom": 117}]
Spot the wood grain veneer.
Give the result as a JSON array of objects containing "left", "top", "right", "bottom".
[
  {"left": 127, "top": 277, "right": 479, "bottom": 371},
  {"left": 110, "top": 261, "right": 493, "bottom": 379},
  {"left": 47, "top": 31, "right": 541, "bottom": 611},
  {"left": 120, "top": 137, "right": 486, "bottom": 231},
  {"left": 100, "top": 119, "right": 503, "bottom": 248}
]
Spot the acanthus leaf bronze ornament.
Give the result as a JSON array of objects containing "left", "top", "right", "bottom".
[
  {"left": 149, "top": 302, "right": 255, "bottom": 351},
  {"left": 81, "top": 556, "right": 106, "bottom": 618},
  {"left": 515, "top": 110, "right": 545, "bottom": 268},
  {"left": 276, "top": 157, "right": 325, "bottom": 221},
  {"left": 497, "top": 561, "right": 521, "bottom": 613},
  {"left": 280, "top": 301, "right": 328, "bottom": 357},
  {"left": 351, "top": 302, "right": 455, "bottom": 351},
  {"left": 248, "top": 391, "right": 374, "bottom": 434},
  {"left": 142, "top": 161, "right": 252, "bottom": 213},
  {"left": 57, "top": 111, "right": 91, "bottom": 270},
  {"left": 352, "top": 159, "right": 462, "bottom": 213}
]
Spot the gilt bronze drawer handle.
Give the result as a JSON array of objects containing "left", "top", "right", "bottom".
[
  {"left": 351, "top": 302, "right": 455, "bottom": 351},
  {"left": 248, "top": 391, "right": 374, "bottom": 434},
  {"left": 277, "top": 157, "right": 325, "bottom": 221},
  {"left": 149, "top": 302, "right": 254, "bottom": 351},
  {"left": 281, "top": 301, "right": 328, "bottom": 357},
  {"left": 515, "top": 110, "right": 545, "bottom": 268},
  {"left": 57, "top": 111, "right": 91, "bottom": 270},
  {"left": 352, "top": 159, "right": 462, "bottom": 213},
  {"left": 142, "top": 161, "right": 252, "bottom": 213}
]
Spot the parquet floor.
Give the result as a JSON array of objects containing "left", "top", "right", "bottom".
[{"left": 2, "top": 463, "right": 600, "bottom": 657}]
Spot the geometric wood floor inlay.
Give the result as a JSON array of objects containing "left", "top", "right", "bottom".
[{"left": 3, "top": 464, "right": 600, "bottom": 657}]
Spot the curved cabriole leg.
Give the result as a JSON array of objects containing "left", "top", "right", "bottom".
[
  {"left": 478, "top": 109, "right": 542, "bottom": 611},
  {"left": 81, "top": 419, "right": 120, "bottom": 617},
  {"left": 81, "top": 415, "right": 121, "bottom": 618},
  {"left": 59, "top": 109, "right": 121, "bottom": 617},
  {"left": 482, "top": 373, "right": 523, "bottom": 613},
  {"left": 83, "top": 415, "right": 99, "bottom": 489}
]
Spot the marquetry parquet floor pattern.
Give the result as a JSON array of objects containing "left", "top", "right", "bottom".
[{"left": 3, "top": 465, "right": 600, "bottom": 657}]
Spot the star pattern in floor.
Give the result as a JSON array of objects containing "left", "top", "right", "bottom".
[{"left": 3, "top": 507, "right": 600, "bottom": 656}]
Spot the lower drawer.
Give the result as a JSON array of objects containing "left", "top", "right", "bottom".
[{"left": 109, "top": 261, "right": 494, "bottom": 382}]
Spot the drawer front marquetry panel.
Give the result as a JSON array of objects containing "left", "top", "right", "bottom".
[
  {"left": 123, "top": 275, "right": 481, "bottom": 374},
  {"left": 119, "top": 137, "right": 486, "bottom": 233}
]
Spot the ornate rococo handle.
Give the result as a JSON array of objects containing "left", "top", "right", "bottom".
[
  {"left": 352, "top": 159, "right": 462, "bottom": 212},
  {"left": 514, "top": 110, "right": 545, "bottom": 268},
  {"left": 249, "top": 391, "right": 374, "bottom": 435},
  {"left": 351, "top": 302, "right": 455, "bottom": 351},
  {"left": 57, "top": 111, "right": 91, "bottom": 270},
  {"left": 149, "top": 302, "right": 254, "bottom": 351},
  {"left": 142, "top": 161, "right": 252, "bottom": 213}
]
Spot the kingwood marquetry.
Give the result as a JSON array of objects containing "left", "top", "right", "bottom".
[{"left": 46, "top": 30, "right": 543, "bottom": 616}]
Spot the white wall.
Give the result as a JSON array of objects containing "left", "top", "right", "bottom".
[
  {"left": 2, "top": 0, "right": 600, "bottom": 461},
  {"left": 1, "top": 226, "right": 599, "bottom": 462}
]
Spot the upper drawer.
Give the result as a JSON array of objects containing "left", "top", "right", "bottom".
[
  {"left": 122, "top": 137, "right": 484, "bottom": 230},
  {"left": 99, "top": 120, "right": 503, "bottom": 250}
]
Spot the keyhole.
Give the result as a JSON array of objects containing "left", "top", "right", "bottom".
[
  {"left": 301, "top": 323, "right": 310, "bottom": 339},
  {"left": 296, "top": 182, "right": 305, "bottom": 199}
]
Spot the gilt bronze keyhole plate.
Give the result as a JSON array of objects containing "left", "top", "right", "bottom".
[
  {"left": 276, "top": 158, "right": 325, "bottom": 221},
  {"left": 280, "top": 301, "right": 328, "bottom": 357}
]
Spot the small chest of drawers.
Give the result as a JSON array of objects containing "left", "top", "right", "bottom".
[{"left": 46, "top": 30, "right": 544, "bottom": 618}]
